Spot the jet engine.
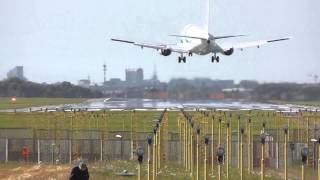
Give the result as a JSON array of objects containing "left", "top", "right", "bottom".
[
  {"left": 223, "top": 48, "right": 234, "bottom": 56},
  {"left": 159, "top": 49, "right": 172, "bottom": 56}
]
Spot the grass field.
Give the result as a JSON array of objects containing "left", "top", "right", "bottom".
[
  {"left": 0, "top": 97, "right": 86, "bottom": 110},
  {"left": 0, "top": 110, "right": 314, "bottom": 135}
]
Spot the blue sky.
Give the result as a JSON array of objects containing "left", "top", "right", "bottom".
[{"left": 0, "top": 0, "right": 319, "bottom": 84}]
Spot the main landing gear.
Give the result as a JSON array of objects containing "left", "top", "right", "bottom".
[
  {"left": 178, "top": 56, "right": 186, "bottom": 63},
  {"left": 211, "top": 54, "right": 220, "bottom": 63}
]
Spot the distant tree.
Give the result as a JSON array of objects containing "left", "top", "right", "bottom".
[{"left": 0, "top": 78, "right": 103, "bottom": 98}]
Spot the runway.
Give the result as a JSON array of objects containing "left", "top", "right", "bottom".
[{"left": 1, "top": 98, "right": 317, "bottom": 113}]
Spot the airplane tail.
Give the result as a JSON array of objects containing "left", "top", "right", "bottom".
[{"left": 205, "top": 0, "right": 211, "bottom": 34}]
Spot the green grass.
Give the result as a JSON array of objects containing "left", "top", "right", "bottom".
[
  {"left": 0, "top": 110, "right": 315, "bottom": 136},
  {"left": 0, "top": 111, "right": 168, "bottom": 132},
  {"left": 0, "top": 97, "right": 86, "bottom": 110}
]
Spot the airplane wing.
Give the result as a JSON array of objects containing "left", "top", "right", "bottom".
[
  {"left": 222, "top": 37, "right": 291, "bottom": 51},
  {"left": 111, "top": 38, "right": 189, "bottom": 54}
]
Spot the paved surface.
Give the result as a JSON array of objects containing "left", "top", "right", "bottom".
[{"left": 0, "top": 98, "right": 317, "bottom": 113}]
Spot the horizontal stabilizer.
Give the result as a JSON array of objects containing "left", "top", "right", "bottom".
[
  {"left": 214, "top": 35, "right": 246, "bottom": 40},
  {"left": 169, "top": 34, "right": 208, "bottom": 40},
  {"left": 169, "top": 34, "right": 246, "bottom": 40}
]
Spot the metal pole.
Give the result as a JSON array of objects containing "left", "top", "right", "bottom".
[
  {"left": 276, "top": 115, "right": 279, "bottom": 169},
  {"left": 226, "top": 123, "right": 230, "bottom": 179},
  {"left": 204, "top": 137, "right": 208, "bottom": 180},
  {"left": 302, "top": 164, "right": 305, "bottom": 180},
  {"left": 5, "top": 137, "right": 8, "bottom": 163},
  {"left": 307, "top": 117, "right": 309, "bottom": 165},
  {"left": 188, "top": 124, "right": 191, "bottom": 171},
  {"left": 69, "top": 139, "right": 72, "bottom": 164},
  {"left": 131, "top": 112, "right": 134, "bottom": 160},
  {"left": 261, "top": 143, "right": 265, "bottom": 180},
  {"left": 318, "top": 143, "right": 320, "bottom": 180},
  {"left": 186, "top": 122, "right": 189, "bottom": 170},
  {"left": 285, "top": 128, "right": 288, "bottom": 180},
  {"left": 211, "top": 116, "right": 215, "bottom": 173},
  {"left": 100, "top": 135, "right": 103, "bottom": 161},
  {"left": 37, "top": 139, "right": 40, "bottom": 164},
  {"left": 248, "top": 119, "right": 251, "bottom": 173},
  {"left": 229, "top": 117, "right": 232, "bottom": 169},
  {"left": 153, "top": 133, "right": 157, "bottom": 180},
  {"left": 191, "top": 132, "right": 194, "bottom": 176},
  {"left": 196, "top": 128, "right": 200, "bottom": 180},
  {"left": 148, "top": 141, "right": 151, "bottom": 180},
  {"left": 158, "top": 125, "right": 161, "bottom": 169},
  {"left": 184, "top": 122, "right": 186, "bottom": 168},
  {"left": 240, "top": 130, "right": 243, "bottom": 180},
  {"left": 238, "top": 116, "right": 240, "bottom": 169},
  {"left": 218, "top": 164, "right": 221, "bottom": 180},
  {"left": 219, "top": 118, "right": 221, "bottom": 146},
  {"left": 138, "top": 162, "right": 142, "bottom": 180}
]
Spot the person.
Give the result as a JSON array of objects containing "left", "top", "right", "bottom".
[
  {"left": 69, "top": 161, "right": 90, "bottom": 180},
  {"left": 21, "top": 146, "right": 29, "bottom": 162}
]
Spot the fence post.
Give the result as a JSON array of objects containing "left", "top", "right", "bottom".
[
  {"left": 5, "top": 137, "right": 8, "bottom": 163},
  {"left": 69, "top": 139, "right": 72, "bottom": 164},
  {"left": 37, "top": 139, "right": 40, "bottom": 164},
  {"left": 100, "top": 131, "right": 103, "bottom": 161}
]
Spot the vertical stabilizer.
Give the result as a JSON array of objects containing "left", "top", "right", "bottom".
[{"left": 205, "top": 0, "right": 211, "bottom": 34}]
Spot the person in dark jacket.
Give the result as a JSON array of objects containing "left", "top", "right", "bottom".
[{"left": 69, "top": 161, "right": 89, "bottom": 180}]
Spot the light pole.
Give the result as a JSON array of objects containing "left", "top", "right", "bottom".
[
  {"left": 262, "top": 121, "right": 266, "bottom": 133},
  {"left": 136, "top": 147, "right": 144, "bottom": 180},
  {"left": 290, "top": 142, "right": 295, "bottom": 166},
  {"left": 153, "top": 127, "right": 157, "bottom": 180},
  {"left": 260, "top": 133, "right": 266, "bottom": 180},
  {"left": 211, "top": 116, "right": 215, "bottom": 173},
  {"left": 226, "top": 122, "right": 230, "bottom": 180},
  {"left": 316, "top": 138, "right": 320, "bottom": 180},
  {"left": 204, "top": 136, "right": 209, "bottom": 180},
  {"left": 284, "top": 127, "right": 288, "bottom": 180},
  {"left": 196, "top": 127, "right": 200, "bottom": 180},
  {"left": 217, "top": 147, "right": 225, "bottom": 180},
  {"left": 248, "top": 118, "right": 252, "bottom": 173},
  {"left": 218, "top": 118, "right": 222, "bottom": 146},
  {"left": 191, "top": 122, "right": 194, "bottom": 177},
  {"left": 147, "top": 136, "right": 152, "bottom": 180},
  {"left": 240, "top": 127, "right": 244, "bottom": 180},
  {"left": 301, "top": 147, "right": 308, "bottom": 180},
  {"left": 238, "top": 115, "right": 241, "bottom": 169}
]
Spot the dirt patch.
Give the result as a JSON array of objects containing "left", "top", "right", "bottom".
[{"left": 0, "top": 164, "right": 70, "bottom": 180}]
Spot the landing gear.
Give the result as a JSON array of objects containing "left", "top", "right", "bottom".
[
  {"left": 211, "top": 54, "right": 220, "bottom": 63},
  {"left": 178, "top": 56, "right": 186, "bottom": 63}
]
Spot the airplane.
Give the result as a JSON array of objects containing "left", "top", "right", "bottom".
[{"left": 111, "top": 0, "right": 291, "bottom": 63}]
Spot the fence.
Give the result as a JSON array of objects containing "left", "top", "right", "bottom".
[{"left": 0, "top": 128, "right": 318, "bottom": 170}]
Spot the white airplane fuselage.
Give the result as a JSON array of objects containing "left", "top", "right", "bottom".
[{"left": 176, "top": 24, "right": 224, "bottom": 56}]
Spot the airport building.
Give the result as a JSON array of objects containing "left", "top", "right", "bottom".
[
  {"left": 78, "top": 79, "right": 91, "bottom": 88},
  {"left": 125, "top": 68, "right": 143, "bottom": 85},
  {"left": 7, "top": 66, "right": 27, "bottom": 80}
]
